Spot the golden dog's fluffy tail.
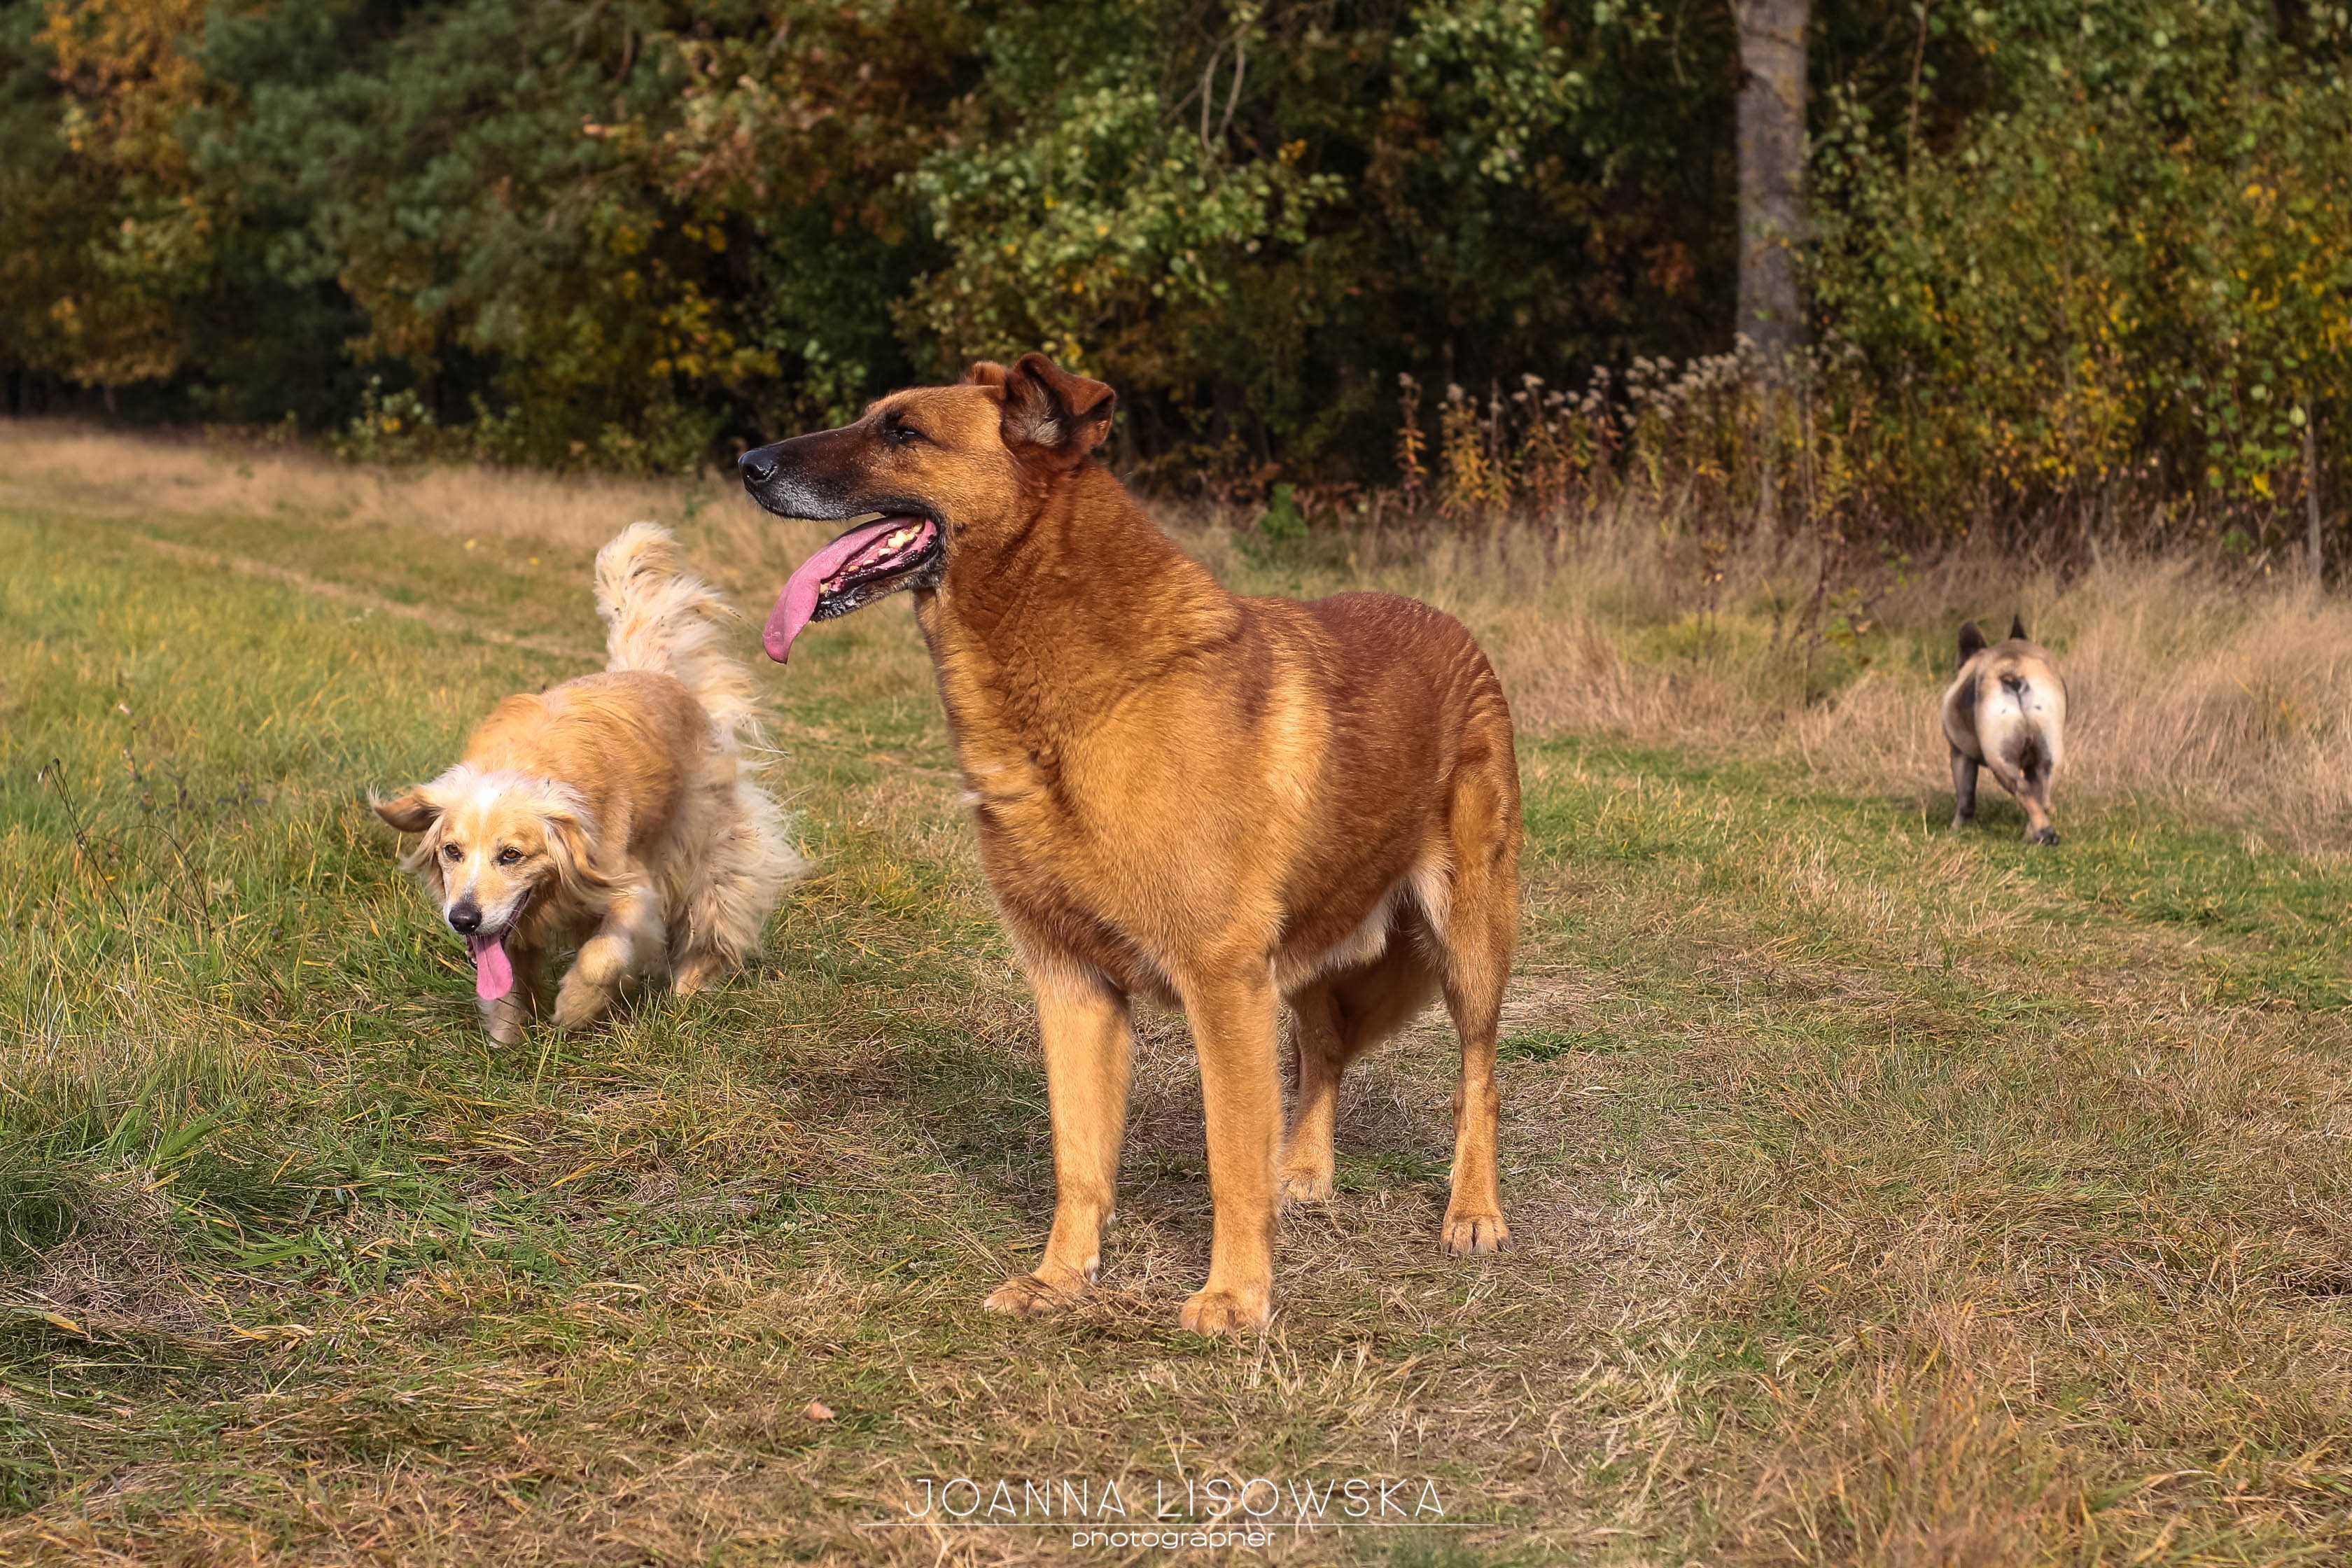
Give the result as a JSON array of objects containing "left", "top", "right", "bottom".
[{"left": 594, "top": 523, "right": 762, "bottom": 750}]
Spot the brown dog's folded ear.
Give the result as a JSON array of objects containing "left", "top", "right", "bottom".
[
  {"left": 1957, "top": 620, "right": 1986, "bottom": 667},
  {"left": 998, "top": 352, "right": 1115, "bottom": 463},
  {"left": 2008, "top": 612, "right": 2029, "bottom": 641},
  {"left": 372, "top": 787, "right": 438, "bottom": 833},
  {"left": 961, "top": 360, "right": 1011, "bottom": 390}
]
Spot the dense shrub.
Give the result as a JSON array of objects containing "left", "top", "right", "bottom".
[{"left": 0, "top": 0, "right": 2342, "bottom": 554}]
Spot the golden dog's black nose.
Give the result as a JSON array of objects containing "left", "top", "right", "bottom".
[{"left": 448, "top": 900, "right": 482, "bottom": 934}]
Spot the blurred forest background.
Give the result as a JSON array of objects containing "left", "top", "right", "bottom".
[{"left": 1, "top": 0, "right": 2346, "bottom": 555}]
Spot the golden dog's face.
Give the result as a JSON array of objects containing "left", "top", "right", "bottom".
[
  {"left": 738, "top": 353, "right": 1116, "bottom": 662},
  {"left": 372, "top": 769, "right": 588, "bottom": 941}
]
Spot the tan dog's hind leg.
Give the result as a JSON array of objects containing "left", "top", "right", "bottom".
[
  {"left": 986, "top": 965, "right": 1133, "bottom": 1317},
  {"left": 1950, "top": 748, "right": 1980, "bottom": 829},
  {"left": 554, "top": 874, "right": 666, "bottom": 1030},
  {"left": 1434, "top": 772, "right": 1518, "bottom": 1256},
  {"left": 1177, "top": 965, "right": 1281, "bottom": 1335}
]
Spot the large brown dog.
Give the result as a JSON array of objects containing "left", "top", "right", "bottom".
[{"left": 741, "top": 356, "right": 1522, "bottom": 1334}]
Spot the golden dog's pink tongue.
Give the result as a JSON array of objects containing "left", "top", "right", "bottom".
[
  {"left": 764, "top": 517, "right": 913, "bottom": 663},
  {"left": 470, "top": 933, "right": 513, "bottom": 1001}
]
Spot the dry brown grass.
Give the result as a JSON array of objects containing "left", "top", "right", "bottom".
[{"left": 6, "top": 421, "right": 2351, "bottom": 1563}]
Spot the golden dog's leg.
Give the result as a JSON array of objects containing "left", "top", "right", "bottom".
[
  {"left": 985, "top": 965, "right": 1132, "bottom": 1317},
  {"left": 479, "top": 978, "right": 530, "bottom": 1046},
  {"left": 1178, "top": 967, "right": 1281, "bottom": 1335},
  {"left": 1278, "top": 985, "right": 1345, "bottom": 1205},
  {"left": 554, "top": 876, "right": 664, "bottom": 1030}
]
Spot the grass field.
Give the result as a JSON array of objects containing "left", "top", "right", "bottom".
[{"left": 2, "top": 426, "right": 2349, "bottom": 1564}]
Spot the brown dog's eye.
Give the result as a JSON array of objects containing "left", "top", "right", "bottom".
[
  {"left": 882, "top": 411, "right": 923, "bottom": 448},
  {"left": 442, "top": 843, "right": 462, "bottom": 862},
  {"left": 496, "top": 847, "right": 523, "bottom": 866}
]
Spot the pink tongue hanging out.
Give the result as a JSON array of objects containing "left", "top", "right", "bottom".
[
  {"left": 764, "top": 517, "right": 925, "bottom": 663},
  {"left": 470, "top": 932, "right": 514, "bottom": 1001}
]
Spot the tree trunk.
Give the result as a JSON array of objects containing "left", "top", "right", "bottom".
[
  {"left": 2306, "top": 409, "right": 2325, "bottom": 583},
  {"left": 1735, "top": 0, "right": 1809, "bottom": 361}
]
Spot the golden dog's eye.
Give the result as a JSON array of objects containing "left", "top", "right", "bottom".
[
  {"left": 442, "top": 843, "right": 462, "bottom": 862},
  {"left": 496, "top": 846, "right": 523, "bottom": 866}
]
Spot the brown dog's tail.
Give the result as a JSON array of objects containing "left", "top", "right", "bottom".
[{"left": 594, "top": 523, "right": 763, "bottom": 752}]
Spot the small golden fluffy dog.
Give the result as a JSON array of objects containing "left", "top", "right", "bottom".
[
  {"left": 374, "top": 524, "right": 802, "bottom": 1040},
  {"left": 1943, "top": 614, "right": 2068, "bottom": 845}
]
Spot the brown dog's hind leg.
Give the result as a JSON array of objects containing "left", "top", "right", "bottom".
[
  {"left": 986, "top": 964, "right": 1133, "bottom": 1318},
  {"left": 1175, "top": 964, "right": 1282, "bottom": 1336},
  {"left": 1278, "top": 984, "right": 1348, "bottom": 1206},
  {"left": 1280, "top": 948, "right": 1441, "bottom": 1206},
  {"left": 1282, "top": 945, "right": 1444, "bottom": 1204},
  {"left": 1432, "top": 763, "right": 1519, "bottom": 1257}
]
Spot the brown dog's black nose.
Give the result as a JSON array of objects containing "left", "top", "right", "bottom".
[{"left": 739, "top": 449, "right": 778, "bottom": 487}]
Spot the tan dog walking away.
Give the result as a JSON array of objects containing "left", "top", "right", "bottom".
[
  {"left": 740, "top": 354, "right": 1522, "bottom": 1334},
  {"left": 1943, "top": 614, "right": 2068, "bottom": 844}
]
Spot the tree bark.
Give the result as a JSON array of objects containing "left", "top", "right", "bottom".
[
  {"left": 1735, "top": 0, "right": 1809, "bottom": 360},
  {"left": 2306, "top": 410, "right": 2325, "bottom": 583}
]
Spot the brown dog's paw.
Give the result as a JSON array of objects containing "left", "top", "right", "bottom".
[
  {"left": 1177, "top": 1287, "right": 1271, "bottom": 1337},
  {"left": 1440, "top": 1208, "right": 1511, "bottom": 1256},
  {"left": 983, "top": 1271, "right": 1084, "bottom": 1317},
  {"left": 1277, "top": 1166, "right": 1335, "bottom": 1206}
]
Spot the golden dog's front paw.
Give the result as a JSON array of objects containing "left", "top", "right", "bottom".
[
  {"left": 1277, "top": 1165, "right": 1335, "bottom": 1206},
  {"left": 672, "top": 954, "right": 726, "bottom": 997},
  {"left": 1440, "top": 1207, "right": 1511, "bottom": 1256},
  {"left": 550, "top": 976, "right": 612, "bottom": 1032},
  {"left": 1177, "top": 1287, "right": 1270, "bottom": 1337},
  {"left": 983, "top": 1270, "right": 1086, "bottom": 1317}
]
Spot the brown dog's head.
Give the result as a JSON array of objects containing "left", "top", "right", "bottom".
[
  {"left": 372, "top": 768, "right": 603, "bottom": 1000},
  {"left": 738, "top": 352, "right": 1115, "bottom": 662}
]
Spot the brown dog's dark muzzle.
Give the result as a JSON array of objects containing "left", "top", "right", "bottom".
[{"left": 738, "top": 428, "right": 869, "bottom": 522}]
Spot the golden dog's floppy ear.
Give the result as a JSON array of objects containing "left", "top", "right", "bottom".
[
  {"left": 997, "top": 352, "right": 1114, "bottom": 463},
  {"left": 372, "top": 787, "right": 440, "bottom": 834},
  {"left": 542, "top": 805, "right": 612, "bottom": 895}
]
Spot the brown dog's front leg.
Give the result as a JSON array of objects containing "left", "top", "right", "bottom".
[
  {"left": 1177, "top": 967, "right": 1281, "bottom": 1336},
  {"left": 986, "top": 964, "right": 1132, "bottom": 1318}
]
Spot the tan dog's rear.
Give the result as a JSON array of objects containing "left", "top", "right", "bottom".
[
  {"left": 739, "top": 355, "right": 1521, "bottom": 1334},
  {"left": 374, "top": 526, "right": 802, "bottom": 1040},
  {"left": 1943, "top": 614, "right": 2068, "bottom": 844}
]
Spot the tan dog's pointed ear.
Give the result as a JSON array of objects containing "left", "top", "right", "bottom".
[
  {"left": 1957, "top": 620, "right": 1986, "bottom": 668},
  {"left": 2008, "top": 612, "right": 2029, "bottom": 642},
  {"left": 962, "top": 360, "right": 1011, "bottom": 390},
  {"left": 999, "top": 352, "right": 1115, "bottom": 463},
  {"left": 372, "top": 787, "right": 439, "bottom": 834}
]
